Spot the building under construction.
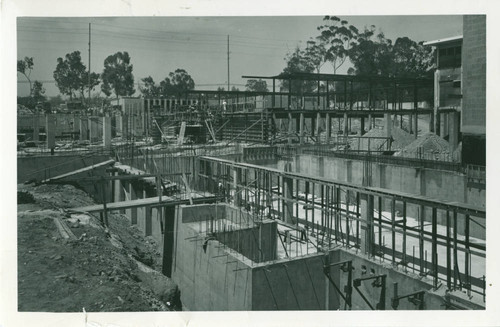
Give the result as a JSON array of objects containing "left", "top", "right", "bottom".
[{"left": 16, "top": 16, "right": 486, "bottom": 311}]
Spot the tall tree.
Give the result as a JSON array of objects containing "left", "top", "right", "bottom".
[
  {"left": 317, "top": 16, "right": 358, "bottom": 74},
  {"left": 140, "top": 76, "right": 161, "bottom": 97},
  {"left": 392, "top": 37, "right": 434, "bottom": 78},
  {"left": 281, "top": 47, "right": 316, "bottom": 94},
  {"left": 304, "top": 39, "right": 326, "bottom": 74},
  {"left": 53, "top": 51, "right": 99, "bottom": 101},
  {"left": 162, "top": 69, "right": 195, "bottom": 96},
  {"left": 101, "top": 51, "right": 135, "bottom": 99},
  {"left": 17, "top": 57, "right": 34, "bottom": 96},
  {"left": 245, "top": 79, "right": 268, "bottom": 92},
  {"left": 32, "top": 81, "right": 46, "bottom": 103},
  {"left": 349, "top": 27, "right": 393, "bottom": 76},
  {"left": 80, "top": 71, "right": 101, "bottom": 101}
]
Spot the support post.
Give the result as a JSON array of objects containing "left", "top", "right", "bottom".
[
  {"left": 299, "top": 113, "right": 305, "bottom": 145},
  {"left": 288, "top": 112, "right": 293, "bottom": 145},
  {"left": 384, "top": 113, "right": 392, "bottom": 139},
  {"left": 282, "top": 175, "right": 294, "bottom": 224},
  {"left": 103, "top": 115, "right": 112, "bottom": 149},
  {"left": 343, "top": 113, "right": 348, "bottom": 136},
  {"left": 449, "top": 111, "right": 460, "bottom": 151},
  {"left": 360, "top": 194, "right": 375, "bottom": 256},
  {"left": 46, "top": 114, "right": 56, "bottom": 154},
  {"left": 325, "top": 113, "right": 331, "bottom": 143},
  {"left": 33, "top": 113, "right": 39, "bottom": 142}
]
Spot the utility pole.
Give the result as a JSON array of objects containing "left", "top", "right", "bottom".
[
  {"left": 88, "top": 23, "right": 91, "bottom": 110},
  {"left": 227, "top": 35, "right": 230, "bottom": 91}
]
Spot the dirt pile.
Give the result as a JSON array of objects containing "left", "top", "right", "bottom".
[
  {"left": 396, "top": 133, "right": 453, "bottom": 161},
  {"left": 17, "top": 183, "right": 181, "bottom": 312},
  {"left": 348, "top": 126, "right": 414, "bottom": 151}
]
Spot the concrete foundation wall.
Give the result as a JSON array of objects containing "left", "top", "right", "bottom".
[
  {"left": 172, "top": 205, "right": 253, "bottom": 310},
  {"left": 337, "top": 249, "right": 450, "bottom": 310},
  {"left": 288, "top": 155, "right": 485, "bottom": 239},
  {"left": 218, "top": 222, "right": 277, "bottom": 263},
  {"left": 17, "top": 153, "right": 110, "bottom": 183},
  {"left": 252, "top": 251, "right": 341, "bottom": 310}
]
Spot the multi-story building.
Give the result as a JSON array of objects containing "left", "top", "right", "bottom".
[{"left": 424, "top": 15, "right": 486, "bottom": 165}]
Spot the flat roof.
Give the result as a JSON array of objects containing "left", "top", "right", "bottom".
[
  {"left": 242, "top": 72, "right": 433, "bottom": 85},
  {"left": 423, "top": 35, "right": 463, "bottom": 46}
]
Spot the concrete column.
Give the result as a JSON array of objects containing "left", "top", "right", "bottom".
[
  {"left": 433, "top": 70, "right": 440, "bottom": 133},
  {"left": 282, "top": 175, "right": 294, "bottom": 224},
  {"left": 121, "top": 114, "right": 129, "bottom": 140},
  {"left": 315, "top": 112, "right": 321, "bottom": 141},
  {"left": 89, "top": 117, "right": 99, "bottom": 143},
  {"left": 233, "top": 168, "right": 241, "bottom": 207},
  {"left": 343, "top": 113, "right": 348, "bottom": 136},
  {"left": 409, "top": 114, "right": 413, "bottom": 134},
  {"left": 435, "top": 111, "right": 441, "bottom": 137},
  {"left": 299, "top": 113, "right": 305, "bottom": 145},
  {"left": 103, "top": 116, "right": 112, "bottom": 149},
  {"left": 114, "top": 115, "right": 122, "bottom": 137},
  {"left": 72, "top": 114, "right": 79, "bottom": 140},
  {"left": 429, "top": 112, "right": 434, "bottom": 133},
  {"left": 413, "top": 113, "right": 418, "bottom": 139},
  {"left": 368, "top": 114, "right": 373, "bottom": 130},
  {"left": 360, "top": 194, "right": 375, "bottom": 256},
  {"left": 145, "top": 207, "right": 152, "bottom": 236},
  {"left": 448, "top": 111, "right": 460, "bottom": 151},
  {"left": 359, "top": 117, "right": 365, "bottom": 136},
  {"left": 33, "top": 113, "right": 39, "bottom": 142},
  {"left": 129, "top": 182, "right": 137, "bottom": 225},
  {"left": 162, "top": 206, "right": 176, "bottom": 277},
  {"left": 288, "top": 113, "right": 293, "bottom": 145},
  {"left": 325, "top": 113, "right": 331, "bottom": 143},
  {"left": 136, "top": 188, "right": 147, "bottom": 234},
  {"left": 46, "top": 114, "right": 56, "bottom": 151},
  {"left": 443, "top": 113, "right": 450, "bottom": 139},
  {"left": 80, "top": 117, "right": 89, "bottom": 141},
  {"left": 384, "top": 113, "right": 392, "bottom": 139}
]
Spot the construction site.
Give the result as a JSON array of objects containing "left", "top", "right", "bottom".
[{"left": 15, "top": 16, "right": 486, "bottom": 312}]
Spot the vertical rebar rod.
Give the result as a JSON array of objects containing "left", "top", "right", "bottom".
[
  {"left": 356, "top": 192, "right": 360, "bottom": 249},
  {"left": 446, "top": 210, "right": 452, "bottom": 290},
  {"left": 391, "top": 197, "right": 396, "bottom": 265},
  {"left": 378, "top": 197, "right": 382, "bottom": 256},
  {"left": 402, "top": 201, "right": 407, "bottom": 267},
  {"left": 453, "top": 210, "right": 458, "bottom": 289},
  {"left": 346, "top": 190, "right": 350, "bottom": 248},
  {"left": 419, "top": 205, "right": 425, "bottom": 275},
  {"left": 431, "top": 207, "right": 438, "bottom": 289}
]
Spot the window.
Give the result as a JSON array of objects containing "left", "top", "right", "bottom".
[{"left": 438, "top": 45, "right": 462, "bottom": 69}]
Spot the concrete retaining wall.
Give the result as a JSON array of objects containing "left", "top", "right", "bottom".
[
  {"left": 252, "top": 251, "right": 341, "bottom": 310},
  {"left": 17, "top": 153, "right": 111, "bottom": 183},
  {"left": 285, "top": 154, "right": 485, "bottom": 239},
  {"left": 172, "top": 205, "right": 253, "bottom": 310}
]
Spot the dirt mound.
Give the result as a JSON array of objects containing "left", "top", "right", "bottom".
[
  {"left": 396, "top": 133, "right": 451, "bottom": 160},
  {"left": 17, "top": 183, "right": 180, "bottom": 312},
  {"left": 349, "top": 126, "right": 414, "bottom": 151},
  {"left": 17, "top": 191, "right": 35, "bottom": 204}
]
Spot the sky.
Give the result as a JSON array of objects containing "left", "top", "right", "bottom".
[{"left": 17, "top": 15, "right": 463, "bottom": 98}]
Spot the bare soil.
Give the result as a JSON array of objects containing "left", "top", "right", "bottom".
[{"left": 17, "top": 183, "right": 180, "bottom": 312}]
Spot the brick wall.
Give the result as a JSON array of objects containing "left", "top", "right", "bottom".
[{"left": 462, "top": 15, "right": 486, "bottom": 134}]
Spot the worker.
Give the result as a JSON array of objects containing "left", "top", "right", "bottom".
[{"left": 299, "top": 225, "right": 307, "bottom": 241}]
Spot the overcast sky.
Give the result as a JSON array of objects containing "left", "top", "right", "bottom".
[{"left": 17, "top": 15, "right": 463, "bottom": 98}]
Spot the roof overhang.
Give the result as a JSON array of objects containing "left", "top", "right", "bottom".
[{"left": 423, "top": 35, "right": 463, "bottom": 47}]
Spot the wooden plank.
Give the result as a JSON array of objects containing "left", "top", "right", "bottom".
[
  {"left": 41, "top": 159, "right": 115, "bottom": 184},
  {"left": 68, "top": 193, "right": 217, "bottom": 213}
]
